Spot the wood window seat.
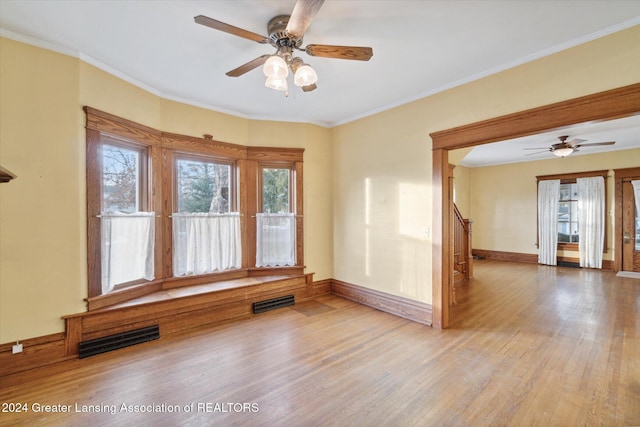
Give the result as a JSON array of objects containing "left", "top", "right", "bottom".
[{"left": 62, "top": 273, "right": 319, "bottom": 358}]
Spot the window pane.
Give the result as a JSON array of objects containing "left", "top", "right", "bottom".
[
  {"left": 176, "top": 158, "right": 230, "bottom": 213},
  {"left": 558, "top": 185, "right": 579, "bottom": 244},
  {"left": 102, "top": 144, "right": 140, "bottom": 212},
  {"left": 263, "top": 168, "right": 290, "bottom": 213}
]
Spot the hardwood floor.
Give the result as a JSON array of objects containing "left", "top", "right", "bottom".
[{"left": 1, "top": 260, "right": 638, "bottom": 426}]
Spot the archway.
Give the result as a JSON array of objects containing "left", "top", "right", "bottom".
[{"left": 430, "top": 83, "right": 640, "bottom": 328}]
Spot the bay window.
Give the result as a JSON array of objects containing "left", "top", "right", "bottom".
[{"left": 85, "top": 107, "right": 304, "bottom": 308}]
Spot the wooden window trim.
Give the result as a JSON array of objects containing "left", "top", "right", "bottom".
[
  {"left": 85, "top": 107, "right": 304, "bottom": 309},
  {"left": 85, "top": 110, "right": 162, "bottom": 300},
  {"left": 536, "top": 170, "right": 608, "bottom": 182},
  {"left": 246, "top": 149, "right": 304, "bottom": 271}
]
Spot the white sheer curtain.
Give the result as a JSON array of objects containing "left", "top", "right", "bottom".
[
  {"left": 172, "top": 213, "right": 241, "bottom": 276},
  {"left": 256, "top": 213, "right": 296, "bottom": 267},
  {"left": 538, "top": 179, "right": 560, "bottom": 266},
  {"left": 632, "top": 180, "right": 640, "bottom": 221},
  {"left": 101, "top": 212, "right": 155, "bottom": 294},
  {"left": 577, "top": 176, "right": 605, "bottom": 269}
]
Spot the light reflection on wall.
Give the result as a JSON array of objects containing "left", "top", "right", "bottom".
[
  {"left": 365, "top": 177, "right": 371, "bottom": 277},
  {"left": 398, "top": 182, "right": 429, "bottom": 300}
]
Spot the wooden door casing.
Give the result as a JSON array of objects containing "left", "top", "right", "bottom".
[{"left": 615, "top": 167, "right": 640, "bottom": 273}]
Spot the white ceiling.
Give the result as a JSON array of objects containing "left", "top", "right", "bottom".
[
  {"left": 1, "top": 1, "right": 639, "bottom": 165},
  {"left": 457, "top": 115, "right": 640, "bottom": 168}
]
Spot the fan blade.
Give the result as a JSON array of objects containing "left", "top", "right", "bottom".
[
  {"left": 524, "top": 147, "right": 553, "bottom": 150},
  {"left": 526, "top": 150, "right": 550, "bottom": 156},
  {"left": 573, "top": 141, "right": 615, "bottom": 148},
  {"left": 305, "top": 44, "right": 373, "bottom": 61},
  {"left": 286, "top": 0, "right": 325, "bottom": 38},
  {"left": 566, "top": 138, "right": 586, "bottom": 145},
  {"left": 226, "top": 55, "right": 271, "bottom": 77},
  {"left": 194, "top": 15, "right": 268, "bottom": 44},
  {"left": 302, "top": 83, "right": 317, "bottom": 92}
]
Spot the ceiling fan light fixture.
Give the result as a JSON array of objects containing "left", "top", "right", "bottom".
[
  {"left": 265, "top": 76, "right": 288, "bottom": 91},
  {"left": 553, "top": 147, "right": 574, "bottom": 158},
  {"left": 294, "top": 64, "right": 318, "bottom": 87},
  {"left": 263, "top": 55, "right": 288, "bottom": 79}
]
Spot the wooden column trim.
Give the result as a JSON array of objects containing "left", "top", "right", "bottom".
[
  {"left": 431, "top": 83, "right": 640, "bottom": 150},
  {"left": 613, "top": 167, "right": 640, "bottom": 272},
  {"left": 432, "top": 149, "right": 449, "bottom": 329},
  {"left": 295, "top": 161, "right": 304, "bottom": 267},
  {"left": 64, "top": 317, "right": 82, "bottom": 357},
  {"left": 86, "top": 128, "right": 102, "bottom": 298}
]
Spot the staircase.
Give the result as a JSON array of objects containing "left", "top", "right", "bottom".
[{"left": 451, "top": 203, "right": 473, "bottom": 304}]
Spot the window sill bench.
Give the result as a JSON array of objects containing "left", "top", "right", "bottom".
[{"left": 62, "top": 273, "right": 323, "bottom": 357}]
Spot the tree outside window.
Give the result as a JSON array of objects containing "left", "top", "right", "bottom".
[
  {"left": 102, "top": 144, "right": 141, "bottom": 213},
  {"left": 262, "top": 167, "right": 290, "bottom": 213},
  {"left": 176, "top": 158, "right": 231, "bottom": 213}
]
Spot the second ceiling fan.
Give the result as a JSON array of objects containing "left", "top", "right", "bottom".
[
  {"left": 195, "top": 0, "right": 373, "bottom": 94},
  {"left": 525, "top": 135, "right": 615, "bottom": 158}
]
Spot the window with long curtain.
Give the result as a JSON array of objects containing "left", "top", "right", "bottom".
[
  {"left": 537, "top": 170, "right": 608, "bottom": 268},
  {"left": 172, "top": 156, "right": 241, "bottom": 276},
  {"left": 577, "top": 176, "right": 605, "bottom": 268},
  {"left": 256, "top": 165, "right": 296, "bottom": 267},
  {"left": 99, "top": 141, "right": 155, "bottom": 294}
]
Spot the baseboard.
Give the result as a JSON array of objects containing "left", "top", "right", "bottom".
[
  {"left": 312, "top": 278, "right": 333, "bottom": 296},
  {"left": 0, "top": 333, "right": 73, "bottom": 377},
  {"left": 472, "top": 249, "right": 538, "bottom": 264},
  {"left": 330, "top": 279, "right": 432, "bottom": 326},
  {"left": 473, "top": 249, "right": 614, "bottom": 271}
]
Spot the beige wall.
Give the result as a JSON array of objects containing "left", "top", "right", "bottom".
[
  {"left": 463, "top": 149, "right": 640, "bottom": 258},
  {"left": 0, "top": 39, "right": 85, "bottom": 343},
  {"left": 0, "top": 38, "right": 333, "bottom": 342},
  {"left": 332, "top": 26, "right": 640, "bottom": 305}
]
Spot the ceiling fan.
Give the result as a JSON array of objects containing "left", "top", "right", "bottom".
[
  {"left": 194, "top": 0, "right": 373, "bottom": 94},
  {"left": 525, "top": 135, "right": 615, "bottom": 158}
]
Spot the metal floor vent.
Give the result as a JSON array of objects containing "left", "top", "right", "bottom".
[
  {"left": 253, "top": 295, "right": 295, "bottom": 314},
  {"left": 558, "top": 261, "right": 580, "bottom": 268},
  {"left": 78, "top": 325, "right": 159, "bottom": 359}
]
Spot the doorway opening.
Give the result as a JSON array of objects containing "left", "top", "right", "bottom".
[{"left": 430, "top": 83, "right": 640, "bottom": 329}]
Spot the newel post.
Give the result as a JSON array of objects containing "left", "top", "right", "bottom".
[{"left": 464, "top": 219, "right": 473, "bottom": 279}]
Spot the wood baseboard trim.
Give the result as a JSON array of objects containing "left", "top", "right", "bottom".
[
  {"left": 312, "top": 279, "right": 333, "bottom": 296},
  {"left": 330, "top": 279, "right": 432, "bottom": 326},
  {"left": 473, "top": 249, "right": 538, "bottom": 264},
  {"left": 0, "top": 333, "right": 72, "bottom": 377},
  {"left": 473, "top": 249, "right": 614, "bottom": 271}
]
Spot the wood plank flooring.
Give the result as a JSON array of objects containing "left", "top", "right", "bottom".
[{"left": 1, "top": 260, "right": 639, "bottom": 426}]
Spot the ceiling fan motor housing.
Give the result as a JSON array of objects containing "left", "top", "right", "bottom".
[{"left": 268, "top": 15, "right": 303, "bottom": 49}]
